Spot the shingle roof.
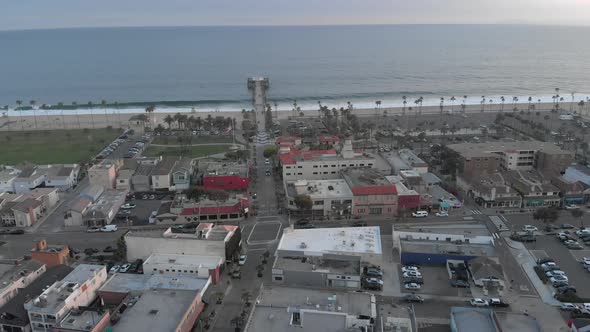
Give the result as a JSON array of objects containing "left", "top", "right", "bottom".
[{"left": 12, "top": 198, "right": 42, "bottom": 212}]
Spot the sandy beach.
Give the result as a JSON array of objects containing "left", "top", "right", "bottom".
[{"left": 0, "top": 101, "right": 587, "bottom": 132}]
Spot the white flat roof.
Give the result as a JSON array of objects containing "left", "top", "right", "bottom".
[
  {"left": 144, "top": 254, "right": 223, "bottom": 268},
  {"left": 287, "top": 179, "right": 353, "bottom": 200},
  {"left": 278, "top": 227, "right": 382, "bottom": 256}
]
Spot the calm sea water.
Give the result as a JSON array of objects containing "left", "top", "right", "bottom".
[{"left": 1, "top": 25, "right": 589, "bottom": 113}]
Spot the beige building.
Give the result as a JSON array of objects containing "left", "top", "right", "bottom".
[
  {"left": 88, "top": 160, "right": 118, "bottom": 189},
  {"left": 0, "top": 261, "right": 46, "bottom": 308},
  {"left": 24, "top": 264, "right": 108, "bottom": 332}
]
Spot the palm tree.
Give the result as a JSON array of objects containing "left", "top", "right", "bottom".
[
  {"left": 144, "top": 105, "right": 155, "bottom": 128},
  {"left": 164, "top": 114, "right": 173, "bottom": 129},
  {"left": 195, "top": 117, "right": 203, "bottom": 130},
  {"left": 537, "top": 98, "right": 541, "bottom": 112},
  {"left": 512, "top": 96, "right": 519, "bottom": 108},
  {"left": 173, "top": 113, "right": 182, "bottom": 129},
  {"left": 579, "top": 100, "right": 586, "bottom": 116},
  {"left": 528, "top": 96, "right": 532, "bottom": 112},
  {"left": 46, "top": 102, "right": 53, "bottom": 128},
  {"left": 480, "top": 96, "right": 485, "bottom": 112},
  {"left": 555, "top": 88, "right": 560, "bottom": 110},
  {"left": 292, "top": 100, "right": 298, "bottom": 118},
  {"left": 450, "top": 96, "right": 456, "bottom": 114},
  {"left": 101, "top": 100, "right": 109, "bottom": 126},
  {"left": 418, "top": 96, "right": 424, "bottom": 115},
  {"left": 500, "top": 96, "right": 505, "bottom": 112},
  {"left": 489, "top": 99, "right": 493, "bottom": 112},
  {"left": 462, "top": 95, "right": 467, "bottom": 114},
  {"left": 15, "top": 100, "right": 24, "bottom": 130},
  {"left": 88, "top": 101, "right": 95, "bottom": 128},
  {"left": 57, "top": 102, "right": 66, "bottom": 129},
  {"left": 72, "top": 102, "right": 81, "bottom": 128},
  {"left": 402, "top": 96, "right": 407, "bottom": 114},
  {"left": 439, "top": 97, "right": 444, "bottom": 114},
  {"left": 29, "top": 99, "right": 38, "bottom": 129}
]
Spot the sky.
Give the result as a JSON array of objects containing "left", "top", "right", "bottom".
[{"left": 1, "top": 0, "right": 590, "bottom": 31}]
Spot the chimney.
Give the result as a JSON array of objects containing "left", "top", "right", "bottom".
[{"left": 35, "top": 240, "right": 48, "bottom": 251}]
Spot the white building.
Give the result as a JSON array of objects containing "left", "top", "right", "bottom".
[
  {"left": 40, "top": 164, "right": 80, "bottom": 191},
  {"left": 13, "top": 166, "right": 47, "bottom": 194},
  {"left": 285, "top": 179, "right": 353, "bottom": 217},
  {"left": 0, "top": 261, "right": 46, "bottom": 308},
  {"left": 0, "top": 166, "right": 21, "bottom": 193},
  {"left": 143, "top": 254, "right": 223, "bottom": 279},
  {"left": 272, "top": 227, "right": 382, "bottom": 289},
  {"left": 279, "top": 139, "right": 376, "bottom": 181},
  {"left": 24, "top": 264, "right": 107, "bottom": 332}
]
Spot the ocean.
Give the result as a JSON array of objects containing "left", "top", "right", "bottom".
[{"left": 1, "top": 24, "right": 589, "bottom": 115}]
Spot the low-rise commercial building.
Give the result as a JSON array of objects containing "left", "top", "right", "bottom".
[
  {"left": 280, "top": 139, "right": 375, "bottom": 181},
  {"left": 386, "top": 176, "right": 421, "bottom": 210},
  {"left": 0, "top": 265, "right": 72, "bottom": 332},
  {"left": 82, "top": 189, "right": 126, "bottom": 227},
  {"left": 245, "top": 286, "right": 377, "bottom": 332},
  {"left": 285, "top": 179, "right": 353, "bottom": 218},
  {"left": 552, "top": 175, "right": 587, "bottom": 206},
  {"left": 0, "top": 166, "right": 21, "bottom": 193},
  {"left": 53, "top": 308, "right": 110, "bottom": 332},
  {"left": 115, "top": 169, "right": 134, "bottom": 191},
  {"left": 125, "top": 224, "right": 241, "bottom": 261},
  {"left": 97, "top": 274, "right": 210, "bottom": 332},
  {"left": 171, "top": 193, "right": 250, "bottom": 223},
  {"left": 30, "top": 240, "right": 69, "bottom": 268},
  {"left": 63, "top": 197, "right": 92, "bottom": 227},
  {"left": 272, "top": 227, "right": 382, "bottom": 289},
  {"left": 342, "top": 168, "right": 398, "bottom": 217},
  {"left": 41, "top": 164, "right": 80, "bottom": 191},
  {"left": 0, "top": 261, "right": 46, "bottom": 308},
  {"left": 24, "top": 264, "right": 107, "bottom": 332},
  {"left": 151, "top": 157, "right": 177, "bottom": 191},
  {"left": 143, "top": 254, "right": 224, "bottom": 284},
  {"left": 564, "top": 164, "right": 590, "bottom": 186},
  {"left": 506, "top": 170, "right": 561, "bottom": 208},
  {"left": 0, "top": 188, "right": 58, "bottom": 227},
  {"left": 201, "top": 161, "right": 249, "bottom": 191},
  {"left": 450, "top": 307, "right": 541, "bottom": 332},
  {"left": 458, "top": 173, "right": 522, "bottom": 209},
  {"left": 131, "top": 163, "right": 154, "bottom": 192}
]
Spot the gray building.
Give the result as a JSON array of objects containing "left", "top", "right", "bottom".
[{"left": 132, "top": 164, "right": 155, "bottom": 192}]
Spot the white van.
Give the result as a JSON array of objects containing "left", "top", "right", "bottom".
[
  {"left": 412, "top": 211, "right": 429, "bottom": 218},
  {"left": 100, "top": 225, "right": 118, "bottom": 232}
]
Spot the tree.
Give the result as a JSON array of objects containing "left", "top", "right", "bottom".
[
  {"left": 29, "top": 99, "right": 38, "bottom": 129},
  {"left": 500, "top": 96, "right": 505, "bottom": 112},
  {"left": 154, "top": 124, "right": 165, "bottom": 135},
  {"left": 145, "top": 105, "right": 156, "bottom": 128},
  {"left": 571, "top": 209, "right": 584, "bottom": 228},
  {"left": 114, "top": 236, "right": 127, "bottom": 261},
  {"left": 101, "top": 99, "right": 109, "bottom": 126},
  {"left": 294, "top": 194, "right": 313, "bottom": 211},
  {"left": 263, "top": 146, "right": 278, "bottom": 158},
  {"left": 532, "top": 207, "right": 559, "bottom": 224},
  {"left": 164, "top": 114, "right": 173, "bottom": 129}
]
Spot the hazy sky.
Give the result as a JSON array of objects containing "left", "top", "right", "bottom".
[{"left": 1, "top": 0, "right": 589, "bottom": 31}]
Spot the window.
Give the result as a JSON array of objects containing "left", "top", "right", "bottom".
[
  {"left": 323, "top": 172, "right": 328, "bottom": 174},
  {"left": 286, "top": 173, "right": 291, "bottom": 176},
  {"left": 331, "top": 171, "right": 336, "bottom": 174},
  {"left": 313, "top": 165, "right": 318, "bottom": 168},
  {"left": 370, "top": 207, "right": 382, "bottom": 215},
  {"left": 323, "top": 165, "right": 328, "bottom": 168},
  {"left": 297, "top": 173, "right": 303, "bottom": 175},
  {"left": 286, "top": 166, "right": 292, "bottom": 169},
  {"left": 172, "top": 269, "right": 176, "bottom": 272},
  {"left": 298, "top": 166, "right": 303, "bottom": 169},
  {"left": 313, "top": 172, "right": 318, "bottom": 175},
  {"left": 314, "top": 201, "right": 323, "bottom": 205},
  {"left": 291, "top": 312, "right": 301, "bottom": 326},
  {"left": 274, "top": 276, "right": 283, "bottom": 281},
  {"left": 331, "top": 165, "right": 336, "bottom": 167},
  {"left": 359, "top": 164, "right": 365, "bottom": 166}
]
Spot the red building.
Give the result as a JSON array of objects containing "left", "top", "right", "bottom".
[{"left": 201, "top": 161, "right": 249, "bottom": 191}]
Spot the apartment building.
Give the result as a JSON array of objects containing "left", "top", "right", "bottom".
[
  {"left": 201, "top": 161, "right": 249, "bottom": 191},
  {"left": 341, "top": 168, "right": 398, "bottom": 217},
  {"left": 0, "top": 260, "right": 46, "bottom": 308},
  {"left": 24, "top": 264, "right": 107, "bottom": 332},
  {"left": 279, "top": 139, "right": 376, "bottom": 181},
  {"left": 87, "top": 160, "right": 118, "bottom": 190}
]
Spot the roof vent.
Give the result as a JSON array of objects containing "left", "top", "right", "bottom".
[
  {"left": 149, "top": 309, "right": 159, "bottom": 315},
  {"left": 300, "top": 242, "right": 307, "bottom": 249}
]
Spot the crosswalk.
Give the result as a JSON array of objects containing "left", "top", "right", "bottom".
[
  {"left": 470, "top": 209, "right": 484, "bottom": 215},
  {"left": 256, "top": 131, "right": 270, "bottom": 145}
]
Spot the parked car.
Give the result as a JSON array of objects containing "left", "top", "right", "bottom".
[
  {"left": 571, "top": 309, "right": 590, "bottom": 319},
  {"left": 403, "top": 271, "right": 422, "bottom": 278},
  {"left": 565, "top": 205, "right": 581, "bottom": 210},
  {"left": 119, "top": 263, "right": 132, "bottom": 273},
  {"left": 402, "top": 266, "right": 420, "bottom": 273},
  {"left": 470, "top": 298, "right": 489, "bottom": 307},
  {"left": 557, "top": 285, "right": 577, "bottom": 294},
  {"left": 296, "top": 223, "right": 316, "bottom": 229},
  {"left": 522, "top": 225, "right": 538, "bottom": 232},
  {"left": 451, "top": 279, "right": 471, "bottom": 288},
  {"left": 545, "top": 270, "right": 567, "bottom": 278},
  {"left": 576, "top": 229, "right": 590, "bottom": 236},
  {"left": 561, "top": 224, "right": 576, "bottom": 229},
  {"left": 352, "top": 221, "right": 368, "bottom": 227},
  {"left": 560, "top": 303, "right": 578, "bottom": 311},
  {"left": 403, "top": 294, "right": 424, "bottom": 303},
  {"left": 489, "top": 298, "right": 509, "bottom": 307},
  {"left": 84, "top": 248, "right": 99, "bottom": 255},
  {"left": 121, "top": 203, "right": 136, "bottom": 209},
  {"left": 550, "top": 276, "right": 569, "bottom": 284},
  {"left": 435, "top": 211, "right": 449, "bottom": 217},
  {"left": 402, "top": 276, "right": 424, "bottom": 284},
  {"left": 103, "top": 246, "right": 116, "bottom": 253},
  {"left": 541, "top": 262, "right": 560, "bottom": 271},
  {"left": 265, "top": 169, "right": 271, "bottom": 176},
  {"left": 8, "top": 229, "right": 25, "bottom": 235},
  {"left": 100, "top": 225, "right": 118, "bottom": 232},
  {"left": 544, "top": 225, "right": 559, "bottom": 232},
  {"left": 567, "top": 243, "right": 584, "bottom": 250},
  {"left": 552, "top": 280, "right": 569, "bottom": 288},
  {"left": 364, "top": 278, "right": 384, "bottom": 290},
  {"left": 239, "top": 255, "right": 247, "bottom": 266},
  {"left": 109, "top": 265, "right": 121, "bottom": 274},
  {"left": 537, "top": 257, "right": 554, "bottom": 264},
  {"left": 365, "top": 267, "right": 383, "bottom": 278},
  {"left": 411, "top": 211, "right": 428, "bottom": 218},
  {"left": 404, "top": 283, "right": 421, "bottom": 290}
]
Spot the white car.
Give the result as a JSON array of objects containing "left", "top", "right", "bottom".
[
  {"left": 239, "top": 255, "right": 247, "bottom": 266},
  {"left": 576, "top": 230, "right": 590, "bottom": 236},
  {"left": 565, "top": 205, "right": 580, "bottom": 210},
  {"left": 522, "top": 225, "right": 538, "bottom": 232},
  {"left": 412, "top": 211, "right": 428, "bottom": 218},
  {"left": 121, "top": 203, "right": 136, "bottom": 209},
  {"left": 560, "top": 303, "right": 578, "bottom": 311},
  {"left": 581, "top": 257, "right": 590, "bottom": 265},
  {"left": 435, "top": 211, "right": 449, "bottom": 217},
  {"left": 404, "top": 283, "right": 421, "bottom": 290},
  {"left": 119, "top": 263, "right": 131, "bottom": 273},
  {"left": 403, "top": 271, "right": 422, "bottom": 278},
  {"left": 86, "top": 226, "right": 101, "bottom": 233},
  {"left": 109, "top": 265, "right": 121, "bottom": 274},
  {"left": 583, "top": 303, "right": 590, "bottom": 311},
  {"left": 264, "top": 159, "right": 270, "bottom": 165},
  {"left": 402, "top": 266, "right": 420, "bottom": 273},
  {"left": 470, "top": 298, "right": 489, "bottom": 307},
  {"left": 550, "top": 276, "right": 569, "bottom": 283}
]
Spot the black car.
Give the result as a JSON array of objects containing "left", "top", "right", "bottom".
[
  {"left": 537, "top": 257, "right": 555, "bottom": 264},
  {"left": 489, "top": 298, "right": 510, "bottom": 307},
  {"left": 103, "top": 246, "right": 116, "bottom": 253},
  {"left": 450, "top": 279, "right": 470, "bottom": 288},
  {"left": 557, "top": 285, "right": 577, "bottom": 294},
  {"left": 544, "top": 225, "right": 559, "bottom": 232},
  {"left": 352, "top": 221, "right": 368, "bottom": 227},
  {"left": 296, "top": 224, "right": 316, "bottom": 229},
  {"left": 561, "top": 224, "right": 576, "bottom": 229},
  {"left": 9, "top": 229, "right": 25, "bottom": 235},
  {"left": 571, "top": 309, "right": 590, "bottom": 319},
  {"left": 403, "top": 294, "right": 424, "bottom": 303},
  {"left": 84, "top": 248, "right": 99, "bottom": 255}
]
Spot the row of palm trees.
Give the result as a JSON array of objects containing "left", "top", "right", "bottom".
[
  {"left": 9, "top": 99, "right": 119, "bottom": 130},
  {"left": 160, "top": 113, "right": 234, "bottom": 132}
]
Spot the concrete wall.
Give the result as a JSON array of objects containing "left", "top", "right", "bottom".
[
  {"left": 401, "top": 252, "right": 480, "bottom": 266},
  {"left": 125, "top": 236, "right": 227, "bottom": 261},
  {"left": 132, "top": 175, "right": 151, "bottom": 192},
  {"left": 151, "top": 174, "right": 172, "bottom": 190},
  {"left": 64, "top": 211, "right": 83, "bottom": 227}
]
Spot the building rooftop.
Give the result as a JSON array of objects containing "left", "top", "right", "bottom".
[
  {"left": 84, "top": 189, "right": 126, "bottom": 219},
  {"left": 99, "top": 273, "right": 208, "bottom": 294},
  {"left": 279, "top": 149, "right": 338, "bottom": 165},
  {"left": 385, "top": 176, "right": 420, "bottom": 196},
  {"left": 112, "top": 289, "right": 197, "bottom": 332},
  {"left": 12, "top": 198, "right": 42, "bottom": 212},
  {"left": 246, "top": 286, "right": 376, "bottom": 332},
  {"left": 278, "top": 227, "right": 382, "bottom": 256},
  {"left": 448, "top": 141, "right": 568, "bottom": 158},
  {"left": 143, "top": 254, "right": 223, "bottom": 269},
  {"left": 319, "top": 135, "right": 340, "bottom": 143},
  {"left": 274, "top": 255, "right": 360, "bottom": 275},
  {"left": 89, "top": 160, "right": 116, "bottom": 170},
  {"left": 117, "top": 169, "right": 134, "bottom": 180},
  {"left": 286, "top": 179, "right": 353, "bottom": 200},
  {"left": 0, "top": 260, "right": 44, "bottom": 294},
  {"left": 0, "top": 265, "right": 72, "bottom": 327},
  {"left": 125, "top": 224, "right": 238, "bottom": 242},
  {"left": 16, "top": 166, "right": 38, "bottom": 179},
  {"left": 25, "top": 264, "right": 105, "bottom": 314},
  {"left": 134, "top": 163, "right": 155, "bottom": 176},
  {"left": 507, "top": 170, "right": 560, "bottom": 194},
  {"left": 421, "top": 172, "right": 442, "bottom": 185},
  {"left": 68, "top": 197, "right": 92, "bottom": 213},
  {"left": 394, "top": 222, "right": 493, "bottom": 237},
  {"left": 56, "top": 309, "right": 107, "bottom": 331},
  {"left": 152, "top": 157, "right": 177, "bottom": 176},
  {"left": 341, "top": 168, "right": 397, "bottom": 195},
  {"left": 203, "top": 161, "right": 248, "bottom": 177},
  {"left": 0, "top": 167, "right": 21, "bottom": 182},
  {"left": 80, "top": 185, "right": 105, "bottom": 202},
  {"left": 398, "top": 149, "right": 427, "bottom": 166}
]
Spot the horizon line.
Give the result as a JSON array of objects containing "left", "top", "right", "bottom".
[{"left": 2, "top": 22, "right": 590, "bottom": 33}]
